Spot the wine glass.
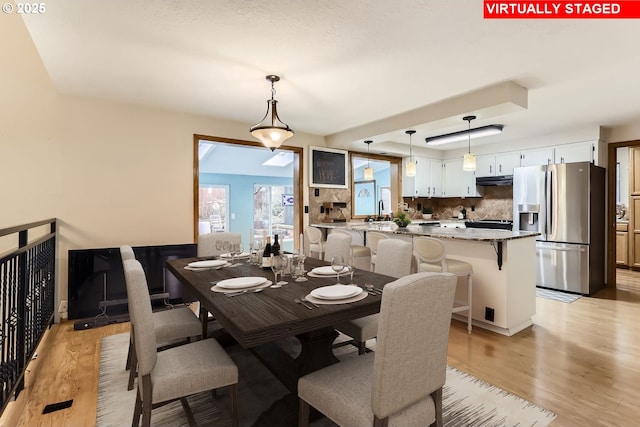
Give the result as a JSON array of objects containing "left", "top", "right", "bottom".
[
  {"left": 271, "top": 254, "right": 289, "bottom": 286},
  {"left": 231, "top": 242, "right": 243, "bottom": 266},
  {"left": 222, "top": 240, "right": 231, "bottom": 258},
  {"left": 331, "top": 256, "right": 345, "bottom": 284},
  {"left": 251, "top": 239, "right": 263, "bottom": 265},
  {"left": 293, "top": 254, "right": 307, "bottom": 282},
  {"left": 215, "top": 239, "right": 223, "bottom": 256}
]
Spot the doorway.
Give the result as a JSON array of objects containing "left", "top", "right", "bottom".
[{"left": 193, "top": 135, "right": 303, "bottom": 250}]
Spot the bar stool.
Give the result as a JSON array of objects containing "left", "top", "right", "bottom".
[
  {"left": 365, "top": 232, "right": 388, "bottom": 271},
  {"left": 332, "top": 229, "right": 371, "bottom": 270},
  {"left": 413, "top": 237, "right": 473, "bottom": 333}
]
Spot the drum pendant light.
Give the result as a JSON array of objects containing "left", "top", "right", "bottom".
[
  {"left": 405, "top": 130, "right": 417, "bottom": 177},
  {"left": 250, "top": 75, "right": 294, "bottom": 151},
  {"left": 462, "top": 115, "right": 477, "bottom": 171},
  {"left": 364, "top": 140, "right": 374, "bottom": 180}
]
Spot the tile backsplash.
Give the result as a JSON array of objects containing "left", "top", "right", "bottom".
[{"left": 404, "top": 186, "right": 514, "bottom": 220}]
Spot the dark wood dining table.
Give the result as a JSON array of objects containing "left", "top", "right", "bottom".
[{"left": 165, "top": 255, "right": 395, "bottom": 391}]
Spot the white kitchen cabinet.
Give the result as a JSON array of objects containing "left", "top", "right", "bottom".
[
  {"left": 520, "top": 147, "right": 554, "bottom": 166},
  {"left": 555, "top": 141, "right": 594, "bottom": 164},
  {"left": 476, "top": 151, "right": 520, "bottom": 177},
  {"left": 442, "top": 158, "right": 480, "bottom": 197},
  {"left": 429, "top": 159, "right": 443, "bottom": 197},
  {"left": 403, "top": 157, "right": 442, "bottom": 197}
]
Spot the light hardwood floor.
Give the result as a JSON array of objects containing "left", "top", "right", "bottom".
[{"left": 5, "top": 272, "right": 640, "bottom": 427}]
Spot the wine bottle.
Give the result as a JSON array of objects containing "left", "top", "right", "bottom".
[
  {"left": 272, "top": 234, "right": 280, "bottom": 256},
  {"left": 262, "top": 236, "right": 272, "bottom": 269}
]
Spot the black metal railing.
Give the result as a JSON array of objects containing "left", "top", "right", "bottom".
[{"left": 0, "top": 219, "right": 56, "bottom": 413}]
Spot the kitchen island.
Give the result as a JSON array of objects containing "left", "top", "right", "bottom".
[{"left": 313, "top": 222, "right": 540, "bottom": 336}]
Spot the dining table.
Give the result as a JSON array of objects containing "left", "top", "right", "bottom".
[{"left": 165, "top": 255, "right": 395, "bottom": 392}]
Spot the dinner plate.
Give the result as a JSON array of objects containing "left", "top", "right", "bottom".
[
  {"left": 220, "top": 252, "right": 250, "bottom": 259},
  {"left": 310, "top": 285, "right": 362, "bottom": 300},
  {"left": 188, "top": 260, "right": 228, "bottom": 268},
  {"left": 211, "top": 280, "right": 272, "bottom": 293},
  {"left": 311, "top": 266, "right": 349, "bottom": 276},
  {"left": 216, "top": 276, "right": 268, "bottom": 289}
]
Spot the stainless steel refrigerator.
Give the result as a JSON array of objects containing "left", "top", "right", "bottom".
[{"left": 513, "top": 162, "right": 605, "bottom": 294}]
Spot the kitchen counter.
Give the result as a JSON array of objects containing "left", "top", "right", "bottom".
[
  {"left": 312, "top": 222, "right": 539, "bottom": 337},
  {"left": 314, "top": 222, "right": 539, "bottom": 242}
]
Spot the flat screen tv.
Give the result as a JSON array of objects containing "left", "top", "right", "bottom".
[{"left": 68, "top": 243, "right": 197, "bottom": 320}]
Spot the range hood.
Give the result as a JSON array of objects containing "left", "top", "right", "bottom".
[{"left": 476, "top": 175, "right": 513, "bottom": 186}]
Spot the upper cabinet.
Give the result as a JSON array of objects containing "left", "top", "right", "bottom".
[
  {"left": 442, "top": 159, "right": 480, "bottom": 197},
  {"left": 476, "top": 152, "right": 521, "bottom": 177},
  {"left": 555, "top": 141, "right": 594, "bottom": 164},
  {"left": 520, "top": 147, "right": 554, "bottom": 167},
  {"left": 402, "top": 156, "right": 443, "bottom": 198}
]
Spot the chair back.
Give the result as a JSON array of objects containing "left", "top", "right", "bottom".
[
  {"left": 413, "top": 236, "right": 448, "bottom": 272},
  {"left": 122, "top": 259, "right": 158, "bottom": 377},
  {"left": 366, "top": 232, "right": 388, "bottom": 255},
  {"left": 120, "top": 245, "right": 136, "bottom": 262},
  {"left": 374, "top": 239, "right": 412, "bottom": 278},
  {"left": 323, "top": 233, "right": 352, "bottom": 262},
  {"left": 371, "top": 272, "right": 456, "bottom": 419},
  {"left": 331, "top": 228, "right": 354, "bottom": 243},
  {"left": 197, "top": 232, "right": 241, "bottom": 257}
]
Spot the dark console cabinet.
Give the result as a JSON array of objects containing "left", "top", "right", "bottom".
[{"left": 68, "top": 243, "right": 197, "bottom": 320}]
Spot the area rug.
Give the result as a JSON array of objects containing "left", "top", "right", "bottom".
[
  {"left": 97, "top": 333, "right": 556, "bottom": 427},
  {"left": 536, "top": 287, "right": 582, "bottom": 303}
]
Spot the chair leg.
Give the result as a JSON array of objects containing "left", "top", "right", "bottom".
[
  {"left": 127, "top": 346, "right": 137, "bottom": 391},
  {"left": 357, "top": 340, "right": 367, "bottom": 355},
  {"left": 132, "top": 389, "right": 142, "bottom": 427},
  {"left": 180, "top": 397, "right": 197, "bottom": 427},
  {"left": 373, "top": 415, "right": 389, "bottom": 427},
  {"left": 125, "top": 336, "right": 133, "bottom": 370},
  {"left": 430, "top": 387, "right": 443, "bottom": 427},
  {"left": 229, "top": 384, "right": 239, "bottom": 427},
  {"left": 467, "top": 274, "right": 472, "bottom": 334},
  {"left": 298, "top": 398, "right": 310, "bottom": 427},
  {"left": 141, "top": 375, "right": 153, "bottom": 427}
]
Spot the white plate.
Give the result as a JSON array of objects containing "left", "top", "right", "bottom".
[
  {"left": 188, "top": 260, "right": 228, "bottom": 268},
  {"left": 311, "top": 266, "right": 349, "bottom": 276},
  {"left": 220, "top": 252, "right": 250, "bottom": 259},
  {"left": 216, "top": 276, "right": 268, "bottom": 289},
  {"left": 310, "top": 285, "right": 362, "bottom": 300}
]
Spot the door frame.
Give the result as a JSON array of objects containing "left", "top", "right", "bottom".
[
  {"left": 193, "top": 135, "right": 304, "bottom": 247},
  {"left": 607, "top": 139, "right": 640, "bottom": 288}
]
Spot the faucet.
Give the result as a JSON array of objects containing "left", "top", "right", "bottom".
[{"left": 378, "top": 200, "right": 384, "bottom": 220}]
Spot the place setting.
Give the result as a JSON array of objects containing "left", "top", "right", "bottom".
[
  {"left": 306, "top": 255, "right": 354, "bottom": 281},
  {"left": 210, "top": 276, "right": 273, "bottom": 296},
  {"left": 304, "top": 284, "right": 368, "bottom": 305},
  {"left": 184, "top": 259, "right": 231, "bottom": 271}
]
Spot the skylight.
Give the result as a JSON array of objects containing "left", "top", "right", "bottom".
[{"left": 262, "top": 151, "right": 293, "bottom": 167}]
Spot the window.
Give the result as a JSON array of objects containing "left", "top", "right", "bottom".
[{"left": 351, "top": 153, "right": 400, "bottom": 218}]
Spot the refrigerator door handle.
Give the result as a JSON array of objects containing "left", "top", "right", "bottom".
[
  {"left": 537, "top": 246, "right": 586, "bottom": 253},
  {"left": 545, "top": 169, "right": 553, "bottom": 236}
]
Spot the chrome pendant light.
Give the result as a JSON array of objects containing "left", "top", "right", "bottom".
[
  {"left": 462, "top": 115, "right": 477, "bottom": 171},
  {"left": 250, "top": 75, "right": 294, "bottom": 151},
  {"left": 364, "top": 140, "right": 374, "bottom": 180},
  {"left": 405, "top": 130, "right": 416, "bottom": 177}
]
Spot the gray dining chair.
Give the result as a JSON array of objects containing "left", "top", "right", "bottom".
[
  {"left": 334, "top": 238, "right": 413, "bottom": 354},
  {"left": 120, "top": 246, "right": 202, "bottom": 391},
  {"left": 323, "top": 233, "right": 352, "bottom": 263},
  {"left": 299, "top": 272, "right": 456, "bottom": 427},
  {"left": 305, "top": 226, "right": 325, "bottom": 258},
  {"left": 197, "top": 232, "right": 241, "bottom": 257},
  {"left": 366, "top": 232, "right": 388, "bottom": 271},
  {"left": 124, "top": 259, "right": 239, "bottom": 427},
  {"left": 332, "top": 228, "right": 371, "bottom": 270}
]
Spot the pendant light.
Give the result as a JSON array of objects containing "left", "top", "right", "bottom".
[
  {"left": 462, "top": 115, "right": 477, "bottom": 171},
  {"left": 250, "top": 75, "right": 294, "bottom": 151},
  {"left": 405, "top": 130, "right": 417, "bottom": 177},
  {"left": 364, "top": 140, "right": 374, "bottom": 180}
]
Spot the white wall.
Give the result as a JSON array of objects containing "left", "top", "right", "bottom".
[{"left": 0, "top": 14, "right": 324, "bottom": 317}]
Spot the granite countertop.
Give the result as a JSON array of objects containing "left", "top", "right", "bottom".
[{"left": 312, "top": 222, "right": 540, "bottom": 242}]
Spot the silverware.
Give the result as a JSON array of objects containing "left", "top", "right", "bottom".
[
  {"left": 364, "top": 284, "right": 383, "bottom": 295},
  {"left": 225, "top": 288, "right": 264, "bottom": 297},
  {"left": 294, "top": 298, "right": 313, "bottom": 310},
  {"left": 301, "top": 297, "right": 319, "bottom": 308}
]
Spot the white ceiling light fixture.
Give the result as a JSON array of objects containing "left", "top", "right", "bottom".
[
  {"left": 405, "top": 130, "right": 416, "bottom": 177},
  {"left": 250, "top": 75, "right": 294, "bottom": 151},
  {"left": 364, "top": 140, "right": 374, "bottom": 180},
  {"left": 462, "top": 115, "right": 477, "bottom": 172},
  {"left": 425, "top": 123, "right": 503, "bottom": 146}
]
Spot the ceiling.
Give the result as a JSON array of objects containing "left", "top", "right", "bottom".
[{"left": 21, "top": 1, "right": 640, "bottom": 155}]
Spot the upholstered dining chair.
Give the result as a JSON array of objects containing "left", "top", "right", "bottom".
[
  {"left": 335, "top": 238, "right": 413, "bottom": 354},
  {"left": 124, "top": 259, "right": 239, "bottom": 427},
  {"left": 299, "top": 272, "right": 457, "bottom": 427},
  {"left": 332, "top": 229, "right": 371, "bottom": 270},
  {"left": 197, "top": 232, "right": 242, "bottom": 258},
  {"left": 120, "top": 246, "right": 202, "bottom": 391},
  {"left": 305, "top": 226, "right": 325, "bottom": 259},
  {"left": 366, "top": 231, "right": 388, "bottom": 271},
  {"left": 413, "top": 236, "right": 473, "bottom": 333},
  {"left": 322, "top": 233, "right": 353, "bottom": 263}
]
